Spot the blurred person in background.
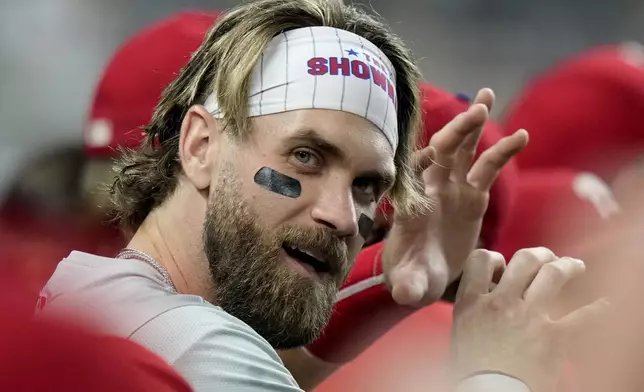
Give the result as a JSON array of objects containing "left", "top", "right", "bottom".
[
  {"left": 492, "top": 42, "right": 644, "bottom": 391},
  {"left": 560, "top": 176, "right": 644, "bottom": 392},
  {"left": 502, "top": 42, "right": 644, "bottom": 180},
  {"left": 0, "top": 271, "right": 193, "bottom": 392},
  {"left": 496, "top": 42, "right": 644, "bottom": 260},
  {"left": 493, "top": 168, "right": 618, "bottom": 260},
  {"left": 34, "top": 0, "right": 603, "bottom": 391},
  {"left": 0, "top": 145, "right": 122, "bottom": 300},
  {"left": 74, "top": 8, "right": 522, "bottom": 392},
  {"left": 495, "top": 41, "right": 644, "bottom": 296}
]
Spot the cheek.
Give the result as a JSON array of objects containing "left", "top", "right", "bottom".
[
  {"left": 250, "top": 192, "right": 302, "bottom": 225},
  {"left": 238, "top": 165, "right": 311, "bottom": 225}
]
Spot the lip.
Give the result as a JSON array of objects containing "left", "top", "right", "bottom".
[
  {"left": 297, "top": 247, "right": 326, "bottom": 265},
  {"left": 280, "top": 247, "right": 328, "bottom": 281}
]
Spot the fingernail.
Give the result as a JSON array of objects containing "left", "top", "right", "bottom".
[
  {"left": 571, "top": 258, "right": 586, "bottom": 267},
  {"left": 472, "top": 102, "right": 488, "bottom": 111},
  {"left": 482, "top": 87, "right": 494, "bottom": 94},
  {"left": 563, "top": 257, "right": 586, "bottom": 270},
  {"left": 514, "top": 129, "right": 528, "bottom": 137}
]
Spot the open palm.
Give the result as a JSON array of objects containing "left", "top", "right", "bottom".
[{"left": 383, "top": 88, "right": 529, "bottom": 307}]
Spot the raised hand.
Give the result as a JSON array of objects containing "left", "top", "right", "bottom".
[{"left": 383, "top": 88, "right": 529, "bottom": 306}]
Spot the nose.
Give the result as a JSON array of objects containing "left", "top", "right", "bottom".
[{"left": 310, "top": 184, "right": 359, "bottom": 238}]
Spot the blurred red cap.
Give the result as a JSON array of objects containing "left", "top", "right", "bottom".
[
  {"left": 493, "top": 169, "right": 615, "bottom": 260},
  {"left": 502, "top": 42, "right": 644, "bottom": 181},
  {"left": 377, "top": 84, "right": 519, "bottom": 248},
  {"left": 84, "top": 11, "right": 221, "bottom": 157}
]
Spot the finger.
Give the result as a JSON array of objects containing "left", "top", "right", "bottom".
[
  {"left": 452, "top": 131, "right": 482, "bottom": 183},
  {"left": 466, "top": 129, "right": 529, "bottom": 192},
  {"left": 425, "top": 104, "right": 489, "bottom": 185},
  {"left": 412, "top": 145, "right": 437, "bottom": 174},
  {"left": 455, "top": 249, "right": 506, "bottom": 303},
  {"left": 472, "top": 87, "right": 495, "bottom": 111},
  {"left": 523, "top": 257, "right": 586, "bottom": 308},
  {"left": 452, "top": 89, "right": 496, "bottom": 181},
  {"left": 556, "top": 297, "right": 610, "bottom": 333},
  {"left": 494, "top": 247, "right": 557, "bottom": 298}
]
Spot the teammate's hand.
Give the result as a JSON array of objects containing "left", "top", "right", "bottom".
[
  {"left": 382, "top": 88, "right": 529, "bottom": 306},
  {"left": 450, "top": 247, "right": 608, "bottom": 392}
]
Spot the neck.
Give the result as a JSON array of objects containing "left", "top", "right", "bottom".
[{"left": 126, "top": 194, "right": 215, "bottom": 302}]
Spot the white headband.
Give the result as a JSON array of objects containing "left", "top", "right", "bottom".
[{"left": 204, "top": 26, "right": 399, "bottom": 150}]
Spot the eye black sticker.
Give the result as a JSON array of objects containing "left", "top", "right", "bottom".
[
  {"left": 358, "top": 213, "right": 374, "bottom": 240},
  {"left": 253, "top": 167, "right": 302, "bottom": 198}
]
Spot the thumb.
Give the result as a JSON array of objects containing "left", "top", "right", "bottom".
[
  {"left": 557, "top": 297, "right": 610, "bottom": 332},
  {"left": 390, "top": 265, "right": 429, "bottom": 306}
]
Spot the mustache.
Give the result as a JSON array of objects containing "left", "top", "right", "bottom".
[{"left": 278, "top": 225, "right": 350, "bottom": 281}]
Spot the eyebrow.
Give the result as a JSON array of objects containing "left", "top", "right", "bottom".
[
  {"left": 289, "top": 129, "right": 346, "bottom": 160},
  {"left": 288, "top": 128, "right": 396, "bottom": 190}
]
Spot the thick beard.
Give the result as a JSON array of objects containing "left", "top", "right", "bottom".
[{"left": 202, "top": 170, "right": 348, "bottom": 349}]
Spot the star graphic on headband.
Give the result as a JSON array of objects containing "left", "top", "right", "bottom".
[{"left": 346, "top": 49, "right": 359, "bottom": 57}]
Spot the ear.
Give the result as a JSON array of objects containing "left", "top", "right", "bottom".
[{"left": 178, "top": 105, "right": 222, "bottom": 190}]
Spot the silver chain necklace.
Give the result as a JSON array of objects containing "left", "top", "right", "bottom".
[{"left": 116, "top": 248, "right": 177, "bottom": 293}]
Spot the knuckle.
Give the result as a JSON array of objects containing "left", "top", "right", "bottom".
[
  {"left": 486, "top": 293, "right": 511, "bottom": 311},
  {"left": 469, "top": 248, "right": 491, "bottom": 260},
  {"left": 566, "top": 257, "right": 586, "bottom": 273},
  {"left": 512, "top": 247, "right": 556, "bottom": 266},
  {"left": 486, "top": 251, "right": 506, "bottom": 266},
  {"left": 467, "top": 249, "right": 504, "bottom": 269},
  {"left": 541, "top": 261, "right": 568, "bottom": 280},
  {"left": 469, "top": 248, "right": 502, "bottom": 261}
]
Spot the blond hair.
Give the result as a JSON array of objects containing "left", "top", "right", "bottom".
[{"left": 109, "top": 0, "right": 429, "bottom": 233}]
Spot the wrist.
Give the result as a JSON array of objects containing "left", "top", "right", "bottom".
[{"left": 457, "top": 372, "right": 531, "bottom": 392}]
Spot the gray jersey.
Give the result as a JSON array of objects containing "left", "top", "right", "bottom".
[{"left": 36, "top": 251, "right": 301, "bottom": 392}]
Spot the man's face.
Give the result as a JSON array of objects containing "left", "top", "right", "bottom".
[{"left": 203, "top": 109, "right": 395, "bottom": 348}]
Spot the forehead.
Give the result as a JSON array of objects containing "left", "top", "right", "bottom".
[{"left": 249, "top": 109, "right": 395, "bottom": 168}]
